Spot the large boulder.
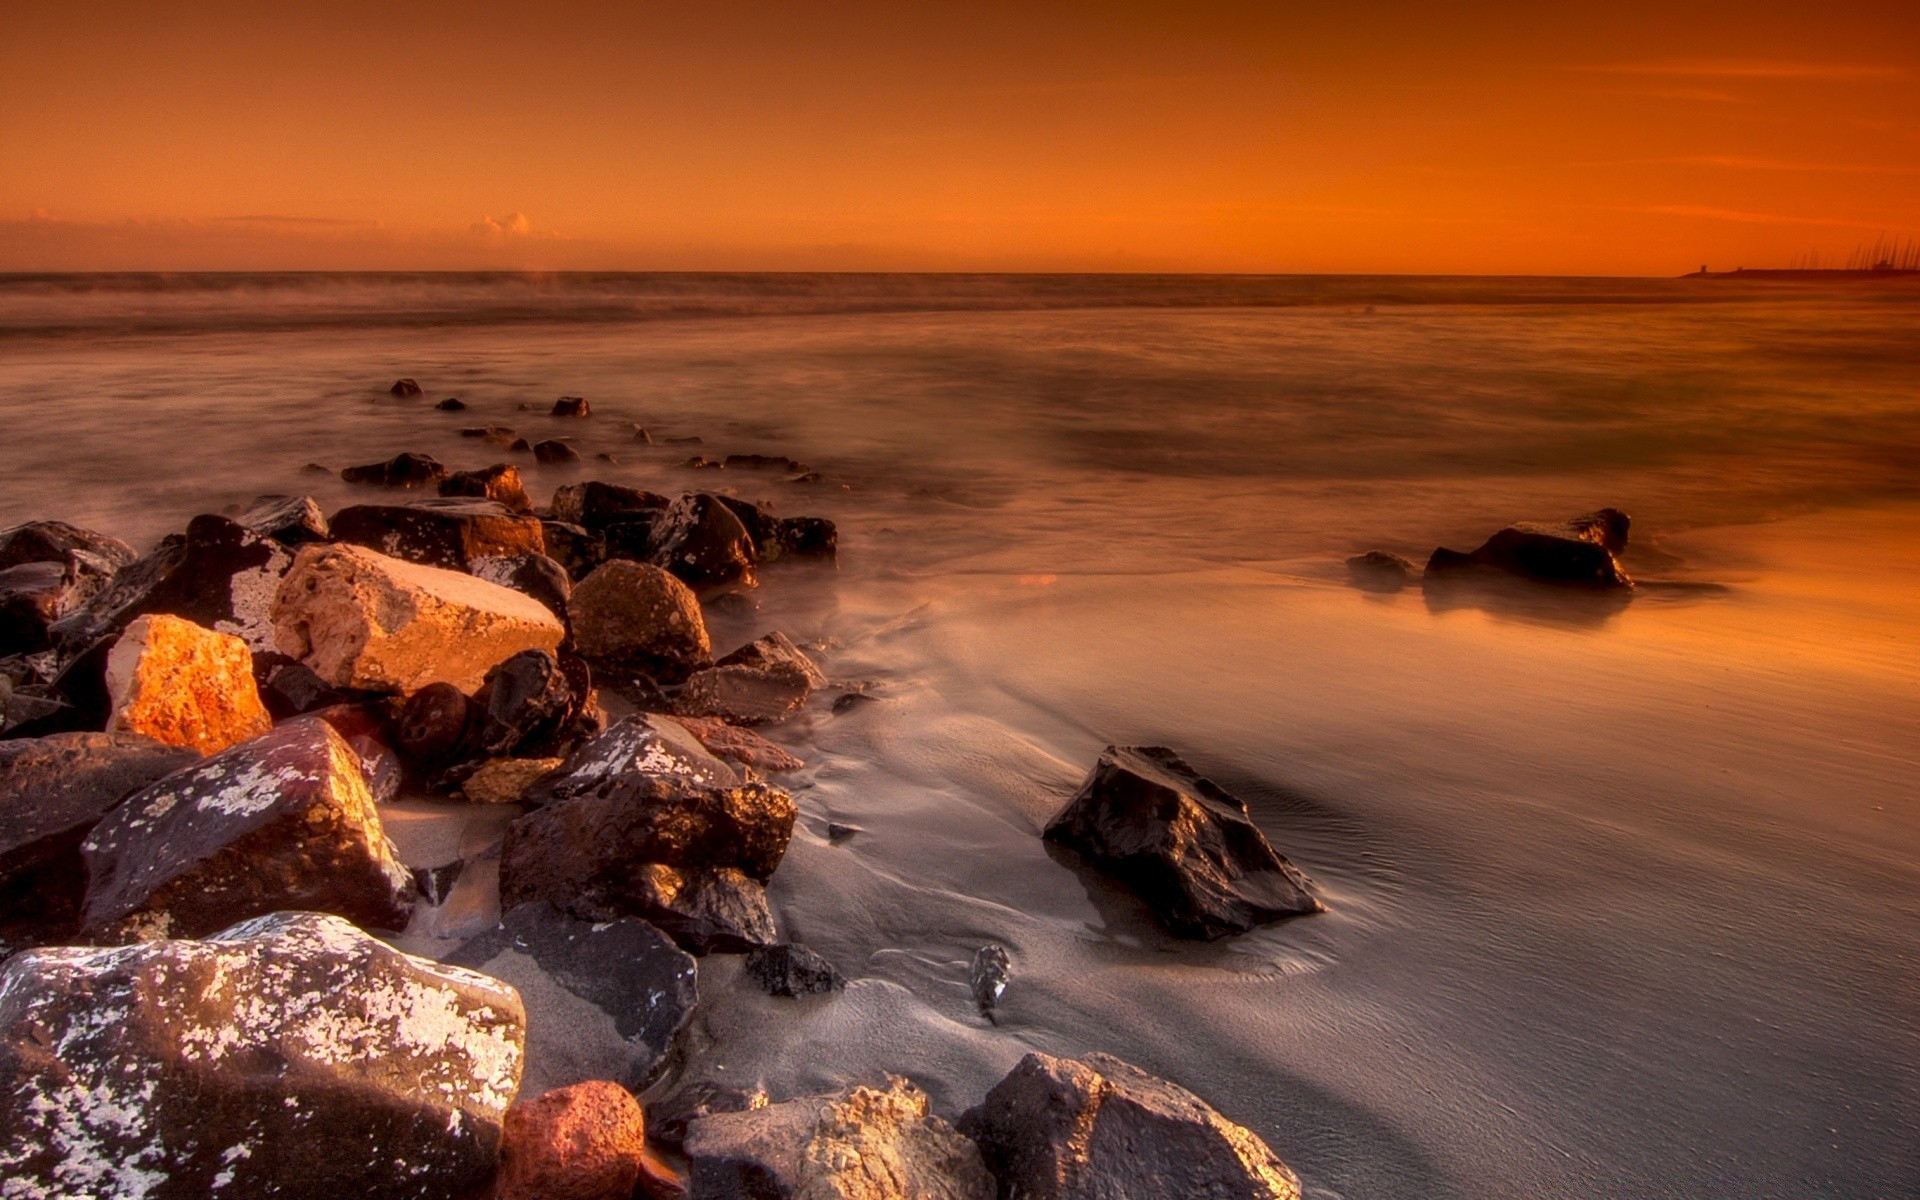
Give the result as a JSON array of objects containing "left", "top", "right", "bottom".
[
  {"left": 272, "top": 542, "right": 565, "bottom": 695},
  {"left": 232, "top": 494, "right": 330, "bottom": 545},
  {"left": 105, "top": 613, "right": 272, "bottom": 755},
  {"left": 1043, "top": 746, "right": 1322, "bottom": 940},
  {"left": 0, "top": 911, "right": 525, "bottom": 1200},
  {"left": 676, "top": 631, "right": 825, "bottom": 725},
  {"left": 0, "top": 518, "right": 136, "bottom": 573},
  {"left": 568, "top": 560, "right": 710, "bottom": 684},
  {"left": 492, "top": 1081, "right": 682, "bottom": 1200},
  {"left": 448, "top": 902, "right": 697, "bottom": 1093},
  {"left": 685, "top": 1078, "right": 992, "bottom": 1200},
  {"left": 712, "top": 500, "right": 838, "bottom": 566},
  {"left": 0, "top": 732, "right": 198, "bottom": 948},
  {"left": 549, "top": 481, "right": 669, "bottom": 529},
  {"left": 330, "top": 498, "right": 547, "bottom": 571},
  {"left": 650, "top": 492, "right": 757, "bottom": 595},
  {"left": 80, "top": 717, "right": 415, "bottom": 939},
  {"left": 959, "top": 1052, "right": 1302, "bottom": 1200},
  {"left": 439, "top": 463, "right": 534, "bottom": 515},
  {"left": 1424, "top": 507, "right": 1633, "bottom": 588}
]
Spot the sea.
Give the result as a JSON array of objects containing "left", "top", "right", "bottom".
[{"left": 2, "top": 271, "right": 1916, "bottom": 1198}]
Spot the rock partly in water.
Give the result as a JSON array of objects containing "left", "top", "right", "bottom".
[
  {"left": 448, "top": 902, "right": 697, "bottom": 1093},
  {"left": 549, "top": 481, "right": 670, "bottom": 529},
  {"left": 0, "top": 561, "right": 80, "bottom": 656},
  {"left": 551, "top": 396, "right": 592, "bottom": 418},
  {"left": 340, "top": 450, "right": 448, "bottom": 488},
  {"left": 1424, "top": 507, "right": 1633, "bottom": 588},
  {"left": 650, "top": 492, "right": 757, "bottom": 595},
  {"left": 272, "top": 542, "right": 565, "bottom": 695},
  {"left": 568, "top": 559, "right": 710, "bottom": 684},
  {"left": 331, "top": 498, "right": 547, "bottom": 571},
  {"left": 0, "top": 732, "right": 199, "bottom": 947},
  {"left": 437, "top": 396, "right": 467, "bottom": 411},
  {"left": 524, "top": 715, "right": 741, "bottom": 805},
  {"left": 232, "top": 494, "right": 331, "bottom": 546},
  {"left": 675, "top": 631, "right": 825, "bottom": 725},
  {"left": 1345, "top": 549, "right": 1418, "bottom": 593},
  {"left": 0, "top": 518, "right": 137, "bottom": 574},
  {"left": 390, "top": 376, "right": 424, "bottom": 396},
  {"left": 80, "top": 716, "right": 415, "bottom": 939},
  {"left": 959, "top": 1051, "right": 1302, "bottom": 1200},
  {"left": 492, "top": 1080, "right": 675, "bottom": 1200},
  {"left": 745, "top": 943, "right": 847, "bottom": 997},
  {"left": 671, "top": 714, "right": 806, "bottom": 773},
  {"left": 439, "top": 463, "right": 535, "bottom": 514},
  {"left": 534, "top": 439, "right": 581, "bottom": 463},
  {"left": 469, "top": 553, "right": 573, "bottom": 621},
  {"left": 104, "top": 613, "right": 273, "bottom": 755},
  {"left": 0, "top": 911, "right": 525, "bottom": 1200},
  {"left": 1043, "top": 745, "right": 1323, "bottom": 940}
]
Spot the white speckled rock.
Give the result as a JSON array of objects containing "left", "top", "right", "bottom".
[
  {"left": 80, "top": 717, "right": 415, "bottom": 939},
  {"left": 106, "top": 614, "right": 272, "bottom": 755},
  {"left": 271, "top": 543, "right": 563, "bottom": 695},
  {"left": 0, "top": 911, "right": 526, "bottom": 1200}
]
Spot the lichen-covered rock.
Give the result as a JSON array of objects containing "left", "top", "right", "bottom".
[
  {"left": 340, "top": 450, "right": 447, "bottom": 487},
  {"left": 1043, "top": 746, "right": 1322, "bottom": 940},
  {"left": 746, "top": 943, "right": 847, "bottom": 997},
  {"left": 331, "top": 498, "right": 547, "bottom": 571},
  {"left": 959, "top": 1052, "right": 1301, "bottom": 1200},
  {"left": 1424, "top": 507, "right": 1633, "bottom": 588},
  {"left": 671, "top": 714, "right": 805, "bottom": 773},
  {"left": 272, "top": 542, "right": 564, "bottom": 695},
  {"left": 549, "top": 481, "right": 669, "bottom": 529},
  {"left": 470, "top": 553, "right": 572, "bottom": 620},
  {"left": 80, "top": 717, "right": 415, "bottom": 939},
  {"left": 439, "top": 463, "right": 535, "bottom": 515},
  {"left": 105, "top": 614, "right": 272, "bottom": 755},
  {"left": 492, "top": 1081, "right": 658, "bottom": 1200},
  {"left": 568, "top": 560, "right": 710, "bottom": 683},
  {"left": 0, "top": 518, "right": 137, "bottom": 573},
  {"left": 524, "top": 715, "right": 741, "bottom": 806},
  {"left": 0, "top": 732, "right": 198, "bottom": 947},
  {"left": 461, "top": 756, "right": 564, "bottom": 804},
  {"left": 448, "top": 902, "right": 697, "bottom": 1092},
  {"left": 685, "top": 1079, "right": 991, "bottom": 1200},
  {"left": 676, "top": 631, "right": 825, "bottom": 725},
  {"left": 0, "top": 911, "right": 525, "bottom": 1200},
  {"left": 233, "top": 494, "right": 330, "bottom": 545},
  {"left": 650, "top": 492, "right": 757, "bottom": 595}
]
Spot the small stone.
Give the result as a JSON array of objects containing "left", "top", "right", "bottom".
[
  {"left": 724, "top": 453, "right": 810, "bottom": 472},
  {"left": 832, "top": 692, "right": 876, "bottom": 715},
  {"left": 1346, "top": 549, "right": 1418, "bottom": 592},
  {"left": 535, "top": 439, "right": 581, "bottom": 463},
  {"left": 397, "top": 681, "right": 479, "bottom": 769},
  {"left": 745, "top": 943, "right": 847, "bottom": 997},
  {"left": 646, "top": 1081, "right": 766, "bottom": 1151},
  {"left": 551, "top": 396, "right": 592, "bottom": 417},
  {"left": 272, "top": 542, "right": 565, "bottom": 694},
  {"left": 630, "top": 425, "right": 654, "bottom": 445},
  {"left": 970, "top": 944, "right": 1012, "bottom": 1022},
  {"left": 340, "top": 450, "right": 446, "bottom": 487},
  {"left": 462, "top": 756, "right": 564, "bottom": 804},
  {"left": 569, "top": 559, "right": 711, "bottom": 684},
  {"left": 440, "top": 462, "right": 535, "bottom": 514},
  {"left": 437, "top": 396, "right": 468, "bottom": 410},
  {"left": 389, "top": 376, "right": 423, "bottom": 396},
  {"left": 104, "top": 613, "right": 272, "bottom": 755}
]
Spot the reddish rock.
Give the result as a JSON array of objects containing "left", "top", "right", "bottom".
[
  {"left": 441, "top": 463, "right": 535, "bottom": 515},
  {"left": 341, "top": 450, "right": 447, "bottom": 487},
  {"left": 104, "top": 613, "right": 272, "bottom": 755},
  {"left": 568, "top": 560, "right": 710, "bottom": 684},
  {"left": 671, "top": 714, "right": 805, "bottom": 773},
  {"left": 550, "top": 396, "right": 592, "bottom": 418},
  {"left": 331, "top": 498, "right": 547, "bottom": 571},
  {"left": 493, "top": 1081, "right": 648, "bottom": 1200},
  {"left": 675, "top": 631, "right": 825, "bottom": 725}
]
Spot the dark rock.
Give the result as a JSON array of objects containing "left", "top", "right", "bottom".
[
  {"left": 389, "top": 376, "right": 423, "bottom": 396},
  {"left": 682, "top": 1089, "right": 817, "bottom": 1199},
  {"left": 664, "top": 435, "right": 703, "bottom": 445},
  {"left": 0, "top": 732, "right": 199, "bottom": 946},
  {"left": 1346, "top": 549, "right": 1417, "bottom": 593},
  {"left": 959, "top": 1051, "right": 1303, "bottom": 1200},
  {"left": 471, "top": 552, "right": 573, "bottom": 620},
  {"left": 597, "top": 512, "right": 662, "bottom": 564},
  {"left": 310, "top": 702, "right": 406, "bottom": 804},
  {"left": 340, "top": 450, "right": 447, "bottom": 488},
  {"left": 1424, "top": 508, "right": 1633, "bottom": 588},
  {"left": 539, "top": 520, "right": 607, "bottom": 580},
  {"left": 413, "top": 859, "right": 466, "bottom": 905},
  {"left": 510, "top": 437, "right": 534, "bottom": 452},
  {"left": 826, "top": 822, "right": 861, "bottom": 844},
  {"left": 549, "top": 481, "right": 670, "bottom": 530},
  {"left": 81, "top": 716, "right": 415, "bottom": 939},
  {"left": 552, "top": 396, "right": 592, "bottom": 417},
  {"left": 1043, "top": 745, "right": 1323, "bottom": 940},
  {"left": 650, "top": 492, "right": 757, "bottom": 595},
  {"left": 724, "top": 454, "right": 810, "bottom": 472},
  {"left": 330, "top": 498, "right": 547, "bottom": 570},
  {"left": 0, "top": 561, "right": 73, "bottom": 656},
  {"left": 0, "top": 911, "right": 525, "bottom": 1200},
  {"left": 569, "top": 560, "right": 711, "bottom": 684},
  {"left": 525, "top": 715, "right": 741, "bottom": 807},
  {"left": 596, "top": 452, "right": 619, "bottom": 464},
  {"left": 676, "top": 631, "right": 825, "bottom": 725},
  {"left": 630, "top": 424, "right": 654, "bottom": 445},
  {"left": 970, "top": 944, "right": 1012, "bottom": 1022},
  {"left": 471, "top": 649, "right": 594, "bottom": 760},
  {"left": 776, "top": 516, "right": 837, "bottom": 561},
  {"left": 646, "top": 1080, "right": 765, "bottom": 1152},
  {"left": 714, "top": 496, "right": 782, "bottom": 556},
  {"left": 745, "top": 943, "right": 846, "bottom": 997},
  {"left": 683, "top": 455, "right": 722, "bottom": 470},
  {"left": 449, "top": 901, "right": 697, "bottom": 1091},
  {"left": 234, "top": 493, "right": 331, "bottom": 545},
  {"left": 301, "top": 461, "right": 333, "bottom": 473},
  {"left": 48, "top": 513, "right": 294, "bottom": 657},
  {"left": 461, "top": 424, "right": 519, "bottom": 445},
  {"left": 534, "top": 439, "right": 580, "bottom": 463},
  {"left": 439, "top": 462, "right": 534, "bottom": 514},
  {"left": 615, "top": 864, "right": 779, "bottom": 954},
  {"left": 0, "top": 519, "right": 137, "bottom": 573},
  {"left": 437, "top": 396, "right": 467, "bottom": 411},
  {"left": 262, "top": 661, "right": 364, "bottom": 719},
  {"left": 397, "top": 682, "right": 480, "bottom": 770}
]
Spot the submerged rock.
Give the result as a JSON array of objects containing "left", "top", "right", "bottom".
[
  {"left": 438, "top": 462, "right": 534, "bottom": 514},
  {"left": 1043, "top": 746, "right": 1323, "bottom": 940},
  {"left": 0, "top": 911, "right": 524, "bottom": 1200},
  {"left": 746, "top": 943, "right": 847, "bottom": 997},
  {"left": 675, "top": 631, "right": 825, "bottom": 725},
  {"left": 959, "top": 1051, "right": 1302, "bottom": 1200},
  {"left": 448, "top": 902, "right": 697, "bottom": 1092},
  {"left": 534, "top": 439, "right": 580, "bottom": 463},
  {"left": 568, "top": 559, "right": 710, "bottom": 684},
  {"left": 80, "top": 716, "right": 415, "bottom": 939},
  {"left": 551, "top": 396, "right": 592, "bottom": 417},
  {"left": 1425, "top": 507, "right": 1633, "bottom": 588},
  {"left": 232, "top": 494, "right": 330, "bottom": 545},
  {"left": 330, "top": 497, "right": 546, "bottom": 571},
  {"left": 724, "top": 453, "right": 810, "bottom": 472},
  {"left": 105, "top": 613, "right": 272, "bottom": 755},
  {"left": 492, "top": 1080, "right": 680, "bottom": 1200},
  {"left": 685, "top": 1078, "right": 992, "bottom": 1200},
  {"left": 272, "top": 542, "right": 564, "bottom": 694},
  {"left": 1345, "top": 549, "right": 1417, "bottom": 592},
  {"left": 437, "top": 396, "right": 467, "bottom": 411},
  {"left": 340, "top": 450, "right": 447, "bottom": 488},
  {"left": 390, "top": 376, "right": 424, "bottom": 396},
  {"left": 0, "top": 732, "right": 198, "bottom": 945},
  {"left": 650, "top": 492, "right": 757, "bottom": 595}
]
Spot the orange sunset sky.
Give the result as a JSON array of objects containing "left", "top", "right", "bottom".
[{"left": 3, "top": 0, "right": 1917, "bottom": 276}]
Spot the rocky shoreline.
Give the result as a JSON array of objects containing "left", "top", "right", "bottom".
[{"left": 0, "top": 383, "right": 1346, "bottom": 1199}]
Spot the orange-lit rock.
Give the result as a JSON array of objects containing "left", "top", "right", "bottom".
[
  {"left": 493, "top": 1080, "right": 659, "bottom": 1200},
  {"left": 104, "top": 613, "right": 271, "bottom": 754}
]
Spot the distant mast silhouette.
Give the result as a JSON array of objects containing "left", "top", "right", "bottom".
[{"left": 1685, "top": 235, "right": 1920, "bottom": 279}]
